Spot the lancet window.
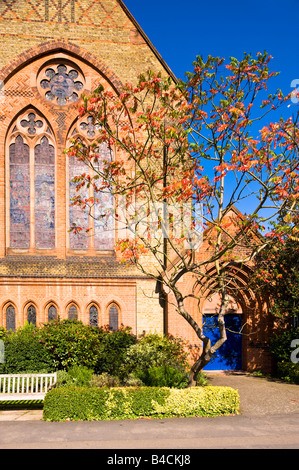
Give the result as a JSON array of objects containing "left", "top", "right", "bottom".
[
  {"left": 7, "top": 110, "right": 55, "bottom": 250},
  {"left": 67, "top": 117, "right": 114, "bottom": 251}
]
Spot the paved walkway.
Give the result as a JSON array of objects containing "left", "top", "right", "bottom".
[
  {"left": 206, "top": 371, "right": 299, "bottom": 416},
  {"left": 0, "top": 371, "right": 298, "bottom": 421},
  {"left": 0, "top": 372, "right": 298, "bottom": 449}
]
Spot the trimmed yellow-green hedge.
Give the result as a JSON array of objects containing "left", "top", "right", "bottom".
[{"left": 43, "top": 385, "right": 240, "bottom": 422}]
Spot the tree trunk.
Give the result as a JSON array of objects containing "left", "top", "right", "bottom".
[
  {"left": 175, "top": 290, "right": 228, "bottom": 387},
  {"left": 188, "top": 350, "right": 213, "bottom": 387}
]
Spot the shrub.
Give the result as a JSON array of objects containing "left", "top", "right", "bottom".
[
  {"left": 43, "top": 385, "right": 240, "bottom": 422},
  {"left": 269, "top": 327, "right": 299, "bottom": 362},
  {"left": 67, "top": 365, "right": 94, "bottom": 386},
  {"left": 134, "top": 364, "right": 188, "bottom": 388},
  {"left": 90, "top": 372, "right": 143, "bottom": 388},
  {"left": 37, "top": 319, "right": 101, "bottom": 370},
  {"left": 276, "top": 362, "right": 299, "bottom": 384},
  {"left": 124, "top": 342, "right": 162, "bottom": 375},
  {"left": 94, "top": 326, "right": 137, "bottom": 377},
  {"left": 0, "top": 323, "right": 53, "bottom": 374},
  {"left": 196, "top": 371, "right": 209, "bottom": 387},
  {"left": 122, "top": 374, "right": 144, "bottom": 387},
  {"left": 90, "top": 373, "right": 122, "bottom": 388},
  {"left": 56, "top": 370, "right": 74, "bottom": 388},
  {"left": 124, "top": 334, "right": 189, "bottom": 377},
  {"left": 138, "top": 334, "right": 189, "bottom": 369},
  {"left": 0, "top": 327, "right": 6, "bottom": 340}
]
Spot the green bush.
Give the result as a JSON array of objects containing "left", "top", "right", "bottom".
[
  {"left": 43, "top": 385, "right": 240, "bottom": 422},
  {"left": 90, "top": 373, "right": 122, "bottom": 388},
  {"left": 134, "top": 364, "right": 188, "bottom": 388},
  {"left": 124, "top": 334, "right": 189, "bottom": 377},
  {"left": 276, "top": 362, "right": 299, "bottom": 384},
  {"left": 94, "top": 326, "right": 137, "bottom": 377},
  {"left": 37, "top": 319, "right": 101, "bottom": 370},
  {"left": 67, "top": 365, "right": 94, "bottom": 386},
  {"left": 90, "top": 372, "right": 143, "bottom": 388},
  {"left": 196, "top": 371, "right": 209, "bottom": 387},
  {"left": 269, "top": 328, "right": 299, "bottom": 362},
  {"left": 0, "top": 323, "right": 53, "bottom": 374},
  {"left": 56, "top": 370, "right": 74, "bottom": 388},
  {"left": 0, "top": 327, "right": 6, "bottom": 340}
]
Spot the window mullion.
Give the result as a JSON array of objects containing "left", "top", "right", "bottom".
[
  {"left": 30, "top": 146, "right": 35, "bottom": 249},
  {"left": 90, "top": 167, "right": 94, "bottom": 250}
]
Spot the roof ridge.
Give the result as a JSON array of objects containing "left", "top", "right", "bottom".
[{"left": 117, "top": 0, "right": 177, "bottom": 83}]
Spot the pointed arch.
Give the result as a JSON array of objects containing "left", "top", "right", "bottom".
[
  {"left": 25, "top": 302, "right": 37, "bottom": 326},
  {"left": 66, "top": 118, "right": 114, "bottom": 252},
  {"left": 66, "top": 301, "right": 79, "bottom": 321},
  {"left": 3, "top": 302, "right": 16, "bottom": 331},
  {"left": 107, "top": 302, "right": 120, "bottom": 332},
  {"left": 0, "top": 40, "right": 124, "bottom": 95},
  {"left": 6, "top": 108, "right": 56, "bottom": 250},
  {"left": 45, "top": 302, "right": 58, "bottom": 322},
  {"left": 8, "top": 134, "right": 30, "bottom": 248},
  {"left": 87, "top": 302, "right": 100, "bottom": 327}
]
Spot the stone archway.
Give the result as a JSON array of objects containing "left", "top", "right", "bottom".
[{"left": 202, "top": 293, "right": 243, "bottom": 371}]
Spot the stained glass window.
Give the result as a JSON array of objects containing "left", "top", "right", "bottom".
[
  {"left": 89, "top": 305, "right": 98, "bottom": 327},
  {"left": 68, "top": 304, "right": 78, "bottom": 320},
  {"left": 67, "top": 122, "right": 114, "bottom": 251},
  {"left": 109, "top": 304, "right": 118, "bottom": 331},
  {"left": 20, "top": 113, "right": 43, "bottom": 136},
  {"left": 69, "top": 149, "right": 90, "bottom": 250},
  {"left": 27, "top": 305, "right": 36, "bottom": 325},
  {"left": 35, "top": 136, "right": 55, "bottom": 249},
  {"left": 6, "top": 305, "right": 15, "bottom": 331},
  {"left": 40, "top": 64, "right": 84, "bottom": 106},
  {"left": 9, "top": 135, "right": 30, "bottom": 248},
  {"left": 8, "top": 110, "right": 55, "bottom": 250},
  {"left": 48, "top": 305, "right": 57, "bottom": 322}
]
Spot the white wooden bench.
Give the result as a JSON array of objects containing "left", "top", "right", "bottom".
[{"left": 0, "top": 373, "right": 57, "bottom": 401}]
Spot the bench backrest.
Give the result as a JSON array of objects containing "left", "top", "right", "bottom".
[{"left": 0, "top": 373, "right": 57, "bottom": 395}]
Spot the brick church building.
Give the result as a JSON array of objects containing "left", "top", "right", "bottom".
[{"left": 0, "top": 0, "right": 274, "bottom": 373}]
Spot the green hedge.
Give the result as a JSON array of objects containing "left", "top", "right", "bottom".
[{"left": 43, "top": 385, "right": 240, "bottom": 422}]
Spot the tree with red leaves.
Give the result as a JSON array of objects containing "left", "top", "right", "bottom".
[{"left": 67, "top": 52, "right": 299, "bottom": 385}]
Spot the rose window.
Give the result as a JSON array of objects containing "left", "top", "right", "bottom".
[{"left": 39, "top": 63, "right": 84, "bottom": 106}]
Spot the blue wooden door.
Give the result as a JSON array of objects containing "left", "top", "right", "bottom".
[{"left": 203, "top": 314, "right": 242, "bottom": 370}]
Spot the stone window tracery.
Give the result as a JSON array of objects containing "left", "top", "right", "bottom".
[
  {"left": 7, "top": 110, "right": 55, "bottom": 250},
  {"left": 67, "top": 118, "right": 114, "bottom": 251},
  {"left": 38, "top": 62, "right": 84, "bottom": 106}
]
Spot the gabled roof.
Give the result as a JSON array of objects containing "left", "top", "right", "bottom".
[{"left": 117, "top": 0, "right": 177, "bottom": 83}]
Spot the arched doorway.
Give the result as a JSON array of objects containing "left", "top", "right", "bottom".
[{"left": 202, "top": 293, "right": 243, "bottom": 371}]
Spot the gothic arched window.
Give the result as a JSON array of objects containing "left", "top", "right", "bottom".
[
  {"left": 48, "top": 304, "right": 58, "bottom": 322},
  {"left": 68, "top": 304, "right": 78, "bottom": 320},
  {"left": 108, "top": 303, "right": 119, "bottom": 332},
  {"left": 9, "top": 135, "right": 30, "bottom": 248},
  {"left": 35, "top": 136, "right": 55, "bottom": 249},
  {"left": 67, "top": 118, "right": 114, "bottom": 251},
  {"left": 89, "top": 305, "right": 98, "bottom": 327},
  {"left": 27, "top": 304, "right": 36, "bottom": 326},
  {"left": 5, "top": 304, "right": 16, "bottom": 331},
  {"left": 7, "top": 110, "right": 55, "bottom": 250}
]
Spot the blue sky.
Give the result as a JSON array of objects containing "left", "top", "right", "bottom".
[
  {"left": 124, "top": 0, "right": 299, "bottom": 105},
  {"left": 124, "top": 0, "right": 299, "bottom": 220}
]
